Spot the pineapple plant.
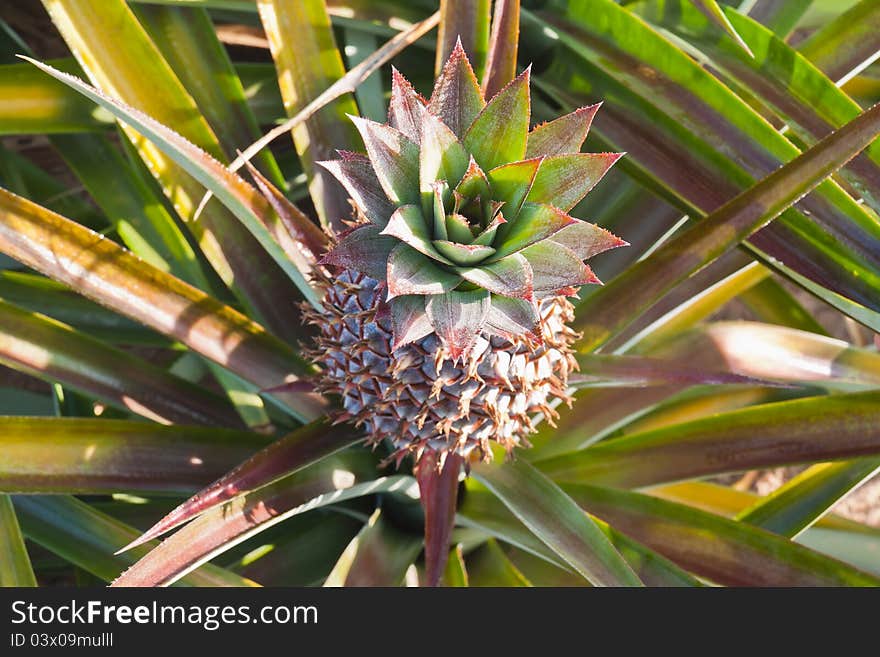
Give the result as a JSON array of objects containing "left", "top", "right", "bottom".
[{"left": 1, "top": 0, "right": 880, "bottom": 589}]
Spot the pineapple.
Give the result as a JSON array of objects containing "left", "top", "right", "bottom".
[{"left": 308, "top": 42, "right": 626, "bottom": 471}]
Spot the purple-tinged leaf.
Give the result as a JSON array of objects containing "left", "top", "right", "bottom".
[
  {"left": 321, "top": 224, "right": 395, "bottom": 280},
  {"left": 435, "top": 1, "right": 491, "bottom": 79},
  {"left": 388, "top": 67, "right": 427, "bottom": 144},
  {"left": 522, "top": 240, "right": 600, "bottom": 298},
  {"left": 493, "top": 202, "right": 576, "bottom": 259},
  {"left": 526, "top": 104, "right": 600, "bottom": 158},
  {"left": 417, "top": 450, "right": 464, "bottom": 587},
  {"left": 386, "top": 244, "right": 463, "bottom": 299},
  {"left": 382, "top": 205, "right": 453, "bottom": 264},
  {"left": 429, "top": 39, "right": 485, "bottom": 138},
  {"left": 348, "top": 115, "right": 420, "bottom": 206},
  {"left": 471, "top": 212, "right": 507, "bottom": 246},
  {"left": 483, "top": 0, "right": 521, "bottom": 99},
  {"left": 486, "top": 295, "right": 541, "bottom": 339},
  {"left": 426, "top": 289, "right": 491, "bottom": 361},
  {"left": 552, "top": 220, "right": 628, "bottom": 260},
  {"left": 390, "top": 295, "right": 434, "bottom": 349},
  {"left": 117, "top": 419, "right": 359, "bottom": 553},
  {"left": 561, "top": 484, "right": 879, "bottom": 587},
  {"left": 527, "top": 153, "right": 623, "bottom": 212},
  {"left": 243, "top": 160, "right": 327, "bottom": 269},
  {"left": 487, "top": 157, "right": 543, "bottom": 216},
  {"left": 420, "top": 109, "right": 471, "bottom": 195},
  {"left": 457, "top": 253, "right": 534, "bottom": 300},
  {"left": 433, "top": 240, "right": 497, "bottom": 265},
  {"left": 463, "top": 67, "right": 531, "bottom": 171},
  {"left": 318, "top": 151, "right": 395, "bottom": 227}
]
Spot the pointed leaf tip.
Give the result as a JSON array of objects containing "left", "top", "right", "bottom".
[{"left": 526, "top": 104, "right": 601, "bottom": 158}]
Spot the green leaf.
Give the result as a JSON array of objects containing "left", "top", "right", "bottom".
[
  {"left": 350, "top": 115, "right": 420, "bottom": 207},
  {"left": 0, "top": 59, "right": 110, "bottom": 133},
  {"left": 561, "top": 484, "right": 880, "bottom": 586},
  {"left": 526, "top": 153, "right": 622, "bottom": 212},
  {"left": 536, "top": 390, "right": 880, "bottom": 489},
  {"left": 52, "top": 133, "right": 210, "bottom": 287},
  {"left": 134, "top": 3, "right": 286, "bottom": 189},
  {"left": 0, "top": 299, "right": 243, "bottom": 427},
  {"left": 387, "top": 243, "right": 463, "bottom": 298},
  {"left": 382, "top": 204, "right": 452, "bottom": 263},
  {"left": 735, "top": 459, "right": 880, "bottom": 537},
  {"left": 746, "top": 0, "right": 812, "bottom": 37},
  {"left": 521, "top": 240, "right": 599, "bottom": 297},
  {"left": 471, "top": 451, "right": 643, "bottom": 586},
  {"left": 319, "top": 152, "right": 395, "bottom": 227},
  {"left": 443, "top": 544, "right": 469, "bottom": 587},
  {"left": 457, "top": 253, "right": 533, "bottom": 299},
  {"left": 465, "top": 539, "right": 532, "bottom": 586},
  {"left": 419, "top": 108, "right": 471, "bottom": 196},
  {"left": 0, "top": 417, "right": 270, "bottom": 494},
  {"left": 485, "top": 295, "right": 540, "bottom": 338},
  {"left": 464, "top": 67, "right": 530, "bottom": 171},
  {"left": 573, "top": 100, "right": 880, "bottom": 352},
  {"left": 14, "top": 495, "right": 257, "bottom": 586},
  {"left": 0, "top": 494, "right": 36, "bottom": 586},
  {"left": 688, "top": 0, "right": 754, "bottom": 56},
  {"left": 797, "top": 0, "right": 880, "bottom": 85},
  {"left": 493, "top": 202, "right": 574, "bottom": 259},
  {"left": 256, "top": 0, "right": 362, "bottom": 231},
  {"left": 0, "top": 188, "right": 324, "bottom": 420},
  {"left": 40, "top": 0, "right": 309, "bottom": 341},
  {"left": 486, "top": 158, "right": 542, "bottom": 217},
  {"left": 22, "top": 56, "right": 323, "bottom": 310},
  {"left": 433, "top": 240, "right": 496, "bottom": 265},
  {"left": 526, "top": 104, "right": 598, "bottom": 159},
  {"left": 324, "top": 509, "right": 422, "bottom": 586}
]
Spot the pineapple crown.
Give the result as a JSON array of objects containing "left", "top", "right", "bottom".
[{"left": 319, "top": 41, "right": 626, "bottom": 360}]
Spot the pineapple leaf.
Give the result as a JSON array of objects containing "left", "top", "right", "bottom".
[
  {"left": 445, "top": 213, "right": 475, "bottom": 244},
  {"left": 687, "top": 0, "right": 754, "bottom": 57},
  {"left": 118, "top": 419, "right": 360, "bottom": 552},
  {"left": 457, "top": 253, "right": 534, "bottom": 300},
  {"left": 386, "top": 244, "right": 464, "bottom": 298},
  {"left": 388, "top": 67, "right": 428, "bottom": 144},
  {"left": 526, "top": 152, "right": 623, "bottom": 212},
  {"left": 455, "top": 156, "right": 492, "bottom": 204},
  {"left": 521, "top": 240, "right": 600, "bottom": 298},
  {"left": 486, "top": 157, "right": 543, "bottom": 217},
  {"left": 485, "top": 295, "right": 541, "bottom": 338},
  {"left": 535, "top": 390, "right": 880, "bottom": 490},
  {"left": 561, "top": 484, "right": 880, "bottom": 586},
  {"left": 321, "top": 224, "right": 396, "bottom": 281},
  {"left": 471, "top": 212, "right": 507, "bottom": 246},
  {"left": 472, "top": 452, "right": 644, "bottom": 586},
  {"left": 0, "top": 299, "right": 244, "bottom": 428},
  {"left": 14, "top": 495, "right": 258, "bottom": 587},
  {"left": 426, "top": 289, "right": 491, "bottom": 360},
  {"left": 382, "top": 204, "right": 454, "bottom": 264},
  {"left": 429, "top": 38, "right": 486, "bottom": 137},
  {"left": 432, "top": 180, "right": 450, "bottom": 240},
  {"left": 389, "top": 295, "right": 434, "bottom": 349},
  {"left": 0, "top": 495, "right": 35, "bottom": 587},
  {"left": 433, "top": 240, "right": 497, "bottom": 265},
  {"left": 1, "top": 417, "right": 269, "bottom": 495},
  {"left": 492, "top": 202, "right": 576, "bottom": 260},
  {"left": 525, "top": 104, "right": 599, "bottom": 158},
  {"left": 551, "top": 220, "right": 628, "bottom": 261},
  {"left": 463, "top": 66, "right": 531, "bottom": 171},
  {"left": 483, "top": 0, "right": 521, "bottom": 99},
  {"left": 419, "top": 109, "right": 471, "bottom": 199},
  {"left": 415, "top": 451, "right": 464, "bottom": 587},
  {"left": 318, "top": 151, "right": 395, "bottom": 227},
  {"left": 349, "top": 114, "right": 421, "bottom": 207}
]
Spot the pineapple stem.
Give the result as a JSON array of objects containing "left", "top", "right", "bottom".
[{"left": 416, "top": 449, "right": 464, "bottom": 587}]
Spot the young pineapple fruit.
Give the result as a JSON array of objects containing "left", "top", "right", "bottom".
[{"left": 309, "top": 43, "right": 625, "bottom": 469}]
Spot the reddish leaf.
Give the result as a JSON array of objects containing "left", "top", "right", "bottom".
[
  {"left": 428, "top": 39, "right": 485, "bottom": 138},
  {"left": 522, "top": 240, "right": 601, "bottom": 298},
  {"left": 386, "top": 244, "right": 463, "bottom": 298},
  {"left": 388, "top": 68, "right": 427, "bottom": 144},
  {"left": 389, "top": 295, "right": 434, "bottom": 349},
  {"left": 426, "top": 289, "right": 491, "bottom": 361},
  {"left": 320, "top": 224, "right": 396, "bottom": 280},
  {"left": 416, "top": 450, "right": 464, "bottom": 587},
  {"left": 526, "top": 104, "right": 600, "bottom": 158},
  {"left": 483, "top": 0, "right": 521, "bottom": 99},
  {"left": 457, "top": 253, "right": 534, "bottom": 300},
  {"left": 486, "top": 295, "right": 541, "bottom": 339},
  {"left": 552, "top": 220, "right": 628, "bottom": 260},
  {"left": 348, "top": 115, "right": 420, "bottom": 206},
  {"left": 527, "top": 152, "right": 623, "bottom": 212},
  {"left": 318, "top": 151, "right": 395, "bottom": 227},
  {"left": 463, "top": 67, "right": 531, "bottom": 171}
]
